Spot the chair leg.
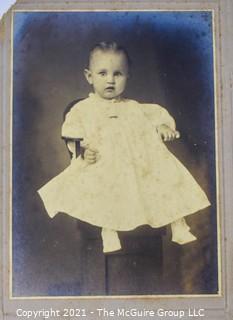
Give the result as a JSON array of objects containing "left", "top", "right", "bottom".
[{"left": 104, "top": 255, "right": 109, "bottom": 295}]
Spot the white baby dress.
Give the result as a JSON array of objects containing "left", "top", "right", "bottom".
[{"left": 38, "top": 93, "right": 210, "bottom": 231}]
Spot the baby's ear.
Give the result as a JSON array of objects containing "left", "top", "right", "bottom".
[{"left": 84, "top": 69, "right": 93, "bottom": 84}]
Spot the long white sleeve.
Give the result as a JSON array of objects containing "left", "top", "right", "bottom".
[
  {"left": 61, "top": 104, "right": 86, "bottom": 139},
  {"left": 140, "top": 103, "right": 176, "bottom": 130}
]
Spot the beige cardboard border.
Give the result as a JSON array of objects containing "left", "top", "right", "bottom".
[{"left": 1, "top": 1, "right": 232, "bottom": 319}]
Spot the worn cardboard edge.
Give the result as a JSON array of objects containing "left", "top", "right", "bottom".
[
  {"left": 219, "top": 1, "right": 233, "bottom": 319},
  {"left": 0, "top": 0, "right": 233, "bottom": 319},
  {"left": 7, "top": 0, "right": 222, "bottom": 11},
  {"left": 0, "top": 12, "right": 5, "bottom": 320},
  {"left": 0, "top": 20, "right": 4, "bottom": 320}
]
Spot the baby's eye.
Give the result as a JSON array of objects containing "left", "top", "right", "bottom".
[
  {"left": 99, "top": 71, "right": 106, "bottom": 76},
  {"left": 114, "top": 71, "right": 122, "bottom": 77}
]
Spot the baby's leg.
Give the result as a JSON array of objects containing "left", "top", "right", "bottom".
[
  {"left": 171, "top": 217, "right": 197, "bottom": 245},
  {"left": 101, "top": 228, "right": 122, "bottom": 253}
]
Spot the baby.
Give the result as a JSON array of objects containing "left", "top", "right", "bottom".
[{"left": 38, "top": 42, "right": 210, "bottom": 253}]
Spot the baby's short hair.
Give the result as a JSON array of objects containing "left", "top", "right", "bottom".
[{"left": 88, "top": 41, "right": 131, "bottom": 68}]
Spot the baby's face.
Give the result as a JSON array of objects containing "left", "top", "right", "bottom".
[{"left": 84, "top": 50, "right": 129, "bottom": 100}]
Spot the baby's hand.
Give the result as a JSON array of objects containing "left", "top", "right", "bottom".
[
  {"left": 83, "top": 146, "right": 99, "bottom": 164},
  {"left": 156, "top": 124, "right": 180, "bottom": 142}
]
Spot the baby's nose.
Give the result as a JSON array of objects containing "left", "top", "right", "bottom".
[{"left": 107, "top": 74, "right": 115, "bottom": 83}]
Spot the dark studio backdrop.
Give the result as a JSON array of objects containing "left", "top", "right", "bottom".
[{"left": 12, "top": 11, "right": 218, "bottom": 296}]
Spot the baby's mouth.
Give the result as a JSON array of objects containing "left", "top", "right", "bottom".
[{"left": 105, "top": 86, "right": 115, "bottom": 91}]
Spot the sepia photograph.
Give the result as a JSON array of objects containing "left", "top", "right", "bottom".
[
  {"left": 11, "top": 9, "right": 219, "bottom": 298},
  {"left": 2, "top": 1, "right": 233, "bottom": 319}
]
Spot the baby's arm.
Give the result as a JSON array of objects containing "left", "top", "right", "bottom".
[
  {"left": 62, "top": 104, "right": 87, "bottom": 160},
  {"left": 140, "top": 103, "right": 180, "bottom": 142},
  {"left": 156, "top": 124, "right": 180, "bottom": 142}
]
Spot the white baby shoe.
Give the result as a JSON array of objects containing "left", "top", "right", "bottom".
[
  {"left": 101, "top": 228, "right": 122, "bottom": 253},
  {"left": 171, "top": 218, "right": 197, "bottom": 245}
]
